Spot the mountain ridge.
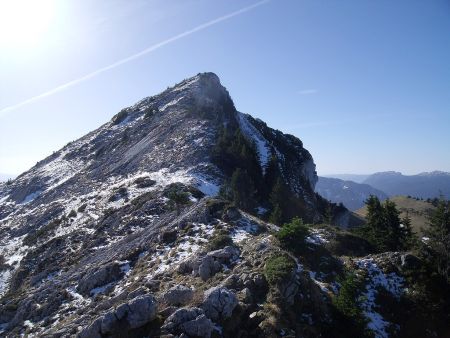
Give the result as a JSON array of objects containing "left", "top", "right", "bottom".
[{"left": 0, "top": 73, "right": 448, "bottom": 338}]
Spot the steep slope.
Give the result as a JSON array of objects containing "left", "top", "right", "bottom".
[
  {"left": 0, "top": 72, "right": 322, "bottom": 336},
  {"left": 315, "top": 177, "right": 388, "bottom": 211},
  {"left": 363, "top": 171, "right": 450, "bottom": 199}
]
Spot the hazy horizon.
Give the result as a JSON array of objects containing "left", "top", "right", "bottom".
[{"left": 1, "top": 0, "right": 449, "bottom": 176}]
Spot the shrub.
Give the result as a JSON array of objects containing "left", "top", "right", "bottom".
[
  {"left": 276, "top": 217, "right": 309, "bottom": 254},
  {"left": 264, "top": 253, "right": 296, "bottom": 286},
  {"left": 332, "top": 272, "right": 369, "bottom": 337},
  {"left": 207, "top": 230, "right": 233, "bottom": 251}
]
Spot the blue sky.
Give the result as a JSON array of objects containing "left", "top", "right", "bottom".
[{"left": 0, "top": 0, "right": 449, "bottom": 176}]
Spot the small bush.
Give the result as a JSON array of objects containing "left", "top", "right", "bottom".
[
  {"left": 276, "top": 217, "right": 309, "bottom": 254},
  {"left": 332, "top": 272, "right": 369, "bottom": 337},
  {"left": 264, "top": 253, "right": 296, "bottom": 286},
  {"left": 207, "top": 230, "right": 233, "bottom": 251}
]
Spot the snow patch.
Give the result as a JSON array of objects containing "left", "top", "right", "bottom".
[
  {"left": 356, "top": 258, "right": 404, "bottom": 338},
  {"left": 305, "top": 229, "right": 329, "bottom": 245},
  {"left": 237, "top": 113, "right": 270, "bottom": 171}
]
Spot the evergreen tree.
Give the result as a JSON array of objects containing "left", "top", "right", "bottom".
[
  {"left": 364, "top": 195, "right": 387, "bottom": 251},
  {"left": 269, "top": 177, "right": 288, "bottom": 224},
  {"left": 400, "top": 212, "right": 416, "bottom": 249},
  {"left": 362, "top": 196, "right": 406, "bottom": 252},
  {"left": 230, "top": 168, "right": 256, "bottom": 211},
  {"left": 383, "top": 199, "right": 403, "bottom": 251},
  {"left": 423, "top": 198, "right": 450, "bottom": 281}
]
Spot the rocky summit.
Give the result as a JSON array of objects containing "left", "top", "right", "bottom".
[{"left": 0, "top": 73, "right": 447, "bottom": 337}]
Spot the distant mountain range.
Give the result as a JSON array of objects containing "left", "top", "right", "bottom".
[
  {"left": 322, "top": 174, "right": 370, "bottom": 183},
  {"left": 315, "top": 177, "right": 388, "bottom": 211},
  {"left": 317, "top": 171, "right": 450, "bottom": 210},
  {"left": 363, "top": 171, "right": 450, "bottom": 199}
]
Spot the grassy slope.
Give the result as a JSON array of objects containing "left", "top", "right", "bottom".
[{"left": 355, "top": 195, "right": 436, "bottom": 236}]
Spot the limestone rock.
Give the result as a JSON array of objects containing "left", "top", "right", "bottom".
[
  {"left": 202, "top": 286, "right": 238, "bottom": 321},
  {"left": 162, "top": 285, "right": 194, "bottom": 306},
  {"left": 162, "top": 307, "right": 214, "bottom": 338}
]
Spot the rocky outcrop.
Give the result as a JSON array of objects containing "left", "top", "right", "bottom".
[
  {"left": 161, "top": 285, "right": 194, "bottom": 306},
  {"left": 201, "top": 286, "right": 238, "bottom": 321},
  {"left": 178, "top": 245, "right": 240, "bottom": 281},
  {"left": 79, "top": 294, "right": 158, "bottom": 337},
  {"left": 162, "top": 307, "right": 214, "bottom": 338},
  {"left": 77, "top": 262, "right": 123, "bottom": 295}
]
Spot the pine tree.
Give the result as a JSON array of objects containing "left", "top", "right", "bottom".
[
  {"left": 363, "top": 196, "right": 405, "bottom": 252},
  {"left": 400, "top": 212, "right": 415, "bottom": 249},
  {"left": 423, "top": 198, "right": 450, "bottom": 281},
  {"left": 364, "top": 195, "right": 387, "bottom": 251},
  {"left": 269, "top": 177, "right": 288, "bottom": 224},
  {"left": 383, "top": 199, "right": 403, "bottom": 251},
  {"left": 230, "top": 168, "right": 256, "bottom": 211}
]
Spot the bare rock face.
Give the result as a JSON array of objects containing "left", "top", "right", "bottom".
[
  {"left": 161, "top": 285, "right": 194, "bottom": 306},
  {"left": 80, "top": 294, "right": 158, "bottom": 337},
  {"left": 178, "top": 245, "right": 240, "bottom": 281},
  {"left": 201, "top": 286, "right": 238, "bottom": 321},
  {"left": 77, "top": 262, "right": 123, "bottom": 295},
  {"left": 162, "top": 307, "right": 214, "bottom": 338}
]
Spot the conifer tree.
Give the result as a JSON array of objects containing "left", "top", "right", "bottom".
[
  {"left": 269, "top": 177, "right": 288, "bottom": 224},
  {"left": 230, "top": 168, "right": 256, "bottom": 211},
  {"left": 423, "top": 198, "right": 450, "bottom": 281},
  {"left": 400, "top": 212, "right": 415, "bottom": 249}
]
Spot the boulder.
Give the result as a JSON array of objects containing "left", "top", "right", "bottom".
[
  {"left": 208, "top": 246, "right": 240, "bottom": 263},
  {"left": 126, "top": 294, "right": 158, "bottom": 328},
  {"left": 79, "top": 317, "right": 102, "bottom": 338},
  {"left": 162, "top": 307, "right": 214, "bottom": 338},
  {"left": 80, "top": 294, "right": 158, "bottom": 336},
  {"left": 199, "top": 256, "right": 220, "bottom": 281},
  {"left": 202, "top": 287, "right": 238, "bottom": 321},
  {"left": 162, "top": 285, "right": 194, "bottom": 306},
  {"left": 77, "top": 262, "right": 122, "bottom": 295},
  {"left": 180, "top": 246, "right": 240, "bottom": 281}
]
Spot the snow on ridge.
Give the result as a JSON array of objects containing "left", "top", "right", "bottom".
[
  {"left": 237, "top": 112, "right": 270, "bottom": 172},
  {"left": 356, "top": 258, "right": 404, "bottom": 338},
  {"left": 305, "top": 228, "right": 329, "bottom": 245},
  {"left": 159, "top": 96, "right": 185, "bottom": 112}
]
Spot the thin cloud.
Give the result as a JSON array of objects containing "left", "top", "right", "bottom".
[
  {"left": 298, "top": 89, "right": 318, "bottom": 95},
  {"left": 0, "top": 0, "right": 270, "bottom": 117}
]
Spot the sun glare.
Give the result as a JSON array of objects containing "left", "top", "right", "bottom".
[{"left": 0, "top": 0, "right": 56, "bottom": 49}]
